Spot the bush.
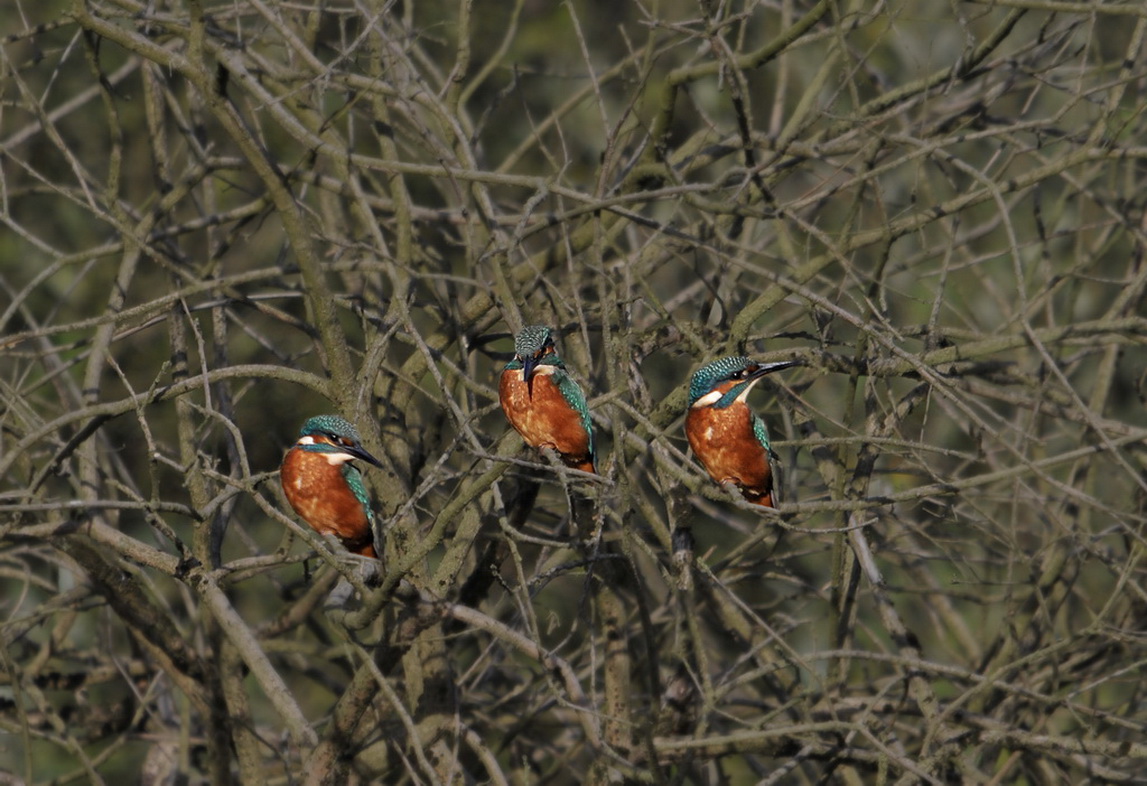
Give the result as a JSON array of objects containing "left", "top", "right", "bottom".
[{"left": 2, "top": 1, "right": 1145, "bottom": 782}]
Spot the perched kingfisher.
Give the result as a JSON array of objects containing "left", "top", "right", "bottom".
[
  {"left": 280, "top": 414, "right": 384, "bottom": 558},
  {"left": 499, "top": 325, "right": 595, "bottom": 474},
  {"left": 686, "top": 356, "right": 798, "bottom": 508}
]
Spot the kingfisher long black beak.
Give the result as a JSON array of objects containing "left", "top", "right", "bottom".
[
  {"left": 749, "top": 359, "right": 800, "bottom": 380},
  {"left": 348, "top": 443, "right": 385, "bottom": 469},
  {"left": 522, "top": 354, "right": 539, "bottom": 399}
]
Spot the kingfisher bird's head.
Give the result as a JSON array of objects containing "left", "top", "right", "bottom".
[
  {"left": 294, "top": 414, "right": 384, "bottom": 468},
  {"left": 510, "top": 325, "right": 564, "bottom": 398},
  {"left": 688, "top": 356, "right": 797, "bottom": 410}
]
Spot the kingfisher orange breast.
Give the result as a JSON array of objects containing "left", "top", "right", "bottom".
[
  {"left": 499, "top": 369, "right": 593, "bottom": 470},
  {"left": 686, "top": 403, "right": 772, "bottom": 501},
  {"left": 280, "top": 448, "right": 375, "bottom": 556}
]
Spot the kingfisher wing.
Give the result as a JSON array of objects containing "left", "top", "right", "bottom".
[
  {"left": 343, "top": 461, "right": 385, "bottom": 557},
  {"left": 555, "top": 370, "right": 594, "bottom": 459},
  {"left": 753, "top": 412, "right": 788, "bottom": 504},
  {"left": 342, "top": 462, "right": 373, "bottom": 522},
  {"left": 750, "top": 412, "right": 771, "bottom": 451}
]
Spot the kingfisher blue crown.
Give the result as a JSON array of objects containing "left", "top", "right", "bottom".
[
  {"left": 512, "top": 325, "right": 555, "bottom": 361},
  {"left": 298, "top": 414, "right": 363, "bottom": 444}
]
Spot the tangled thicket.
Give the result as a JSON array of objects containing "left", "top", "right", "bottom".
[{"left": 2, "top": 1, "right": 1146, "bottom": 783}]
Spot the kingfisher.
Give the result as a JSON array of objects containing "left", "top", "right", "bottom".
[
  {"left": 685, "top": 356, "right": 798, "bottom": 508},
  {"left": 499, "top": 325, "right": 595, "bottom": 474},
  {"left": 280, "top": 414, "right": 384, "bottom": 558}
]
